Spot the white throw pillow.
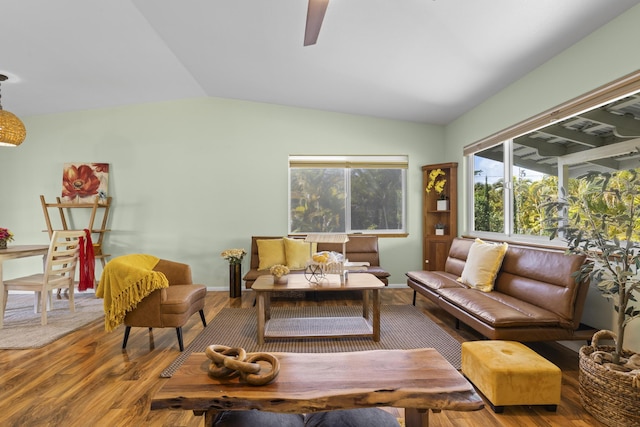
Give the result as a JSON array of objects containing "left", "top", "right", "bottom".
[{"left": 457, "top": 238, "right": 508, "bottom": 292}]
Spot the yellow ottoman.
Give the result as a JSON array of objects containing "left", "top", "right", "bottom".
[{"left": 461, "top": 340, "right": 561, "bottom": 413}]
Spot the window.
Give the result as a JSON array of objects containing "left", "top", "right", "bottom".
[
  {"left": 466, "top": 71, "right": 640, "bottom": 241},
  {"left": 289, "top": 155, "right": 408, "bottom": 234},
  {"left": 472, "top": 140, "right": 560, "bottom": 237}
]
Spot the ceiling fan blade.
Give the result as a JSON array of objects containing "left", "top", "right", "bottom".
[{"left": 304, "top": 0, "right": 329, "bottom": 46}]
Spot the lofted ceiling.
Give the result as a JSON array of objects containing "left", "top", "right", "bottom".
[{"left": 1, "top": 0, "right": 639, "bottom": 124}]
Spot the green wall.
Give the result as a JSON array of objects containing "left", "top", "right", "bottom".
[{"left": 0, "top": 97, "right": 443, "bottom": 288}]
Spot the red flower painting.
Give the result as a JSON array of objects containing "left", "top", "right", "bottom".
[{"left": 61, "top": 163, "right": 109, "bottom": 203}]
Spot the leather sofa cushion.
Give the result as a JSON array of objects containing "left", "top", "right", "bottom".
[
  {"left": 406, "top": 271, "right": 463, "bottom": 291},
  {"left": 496, "top": 247, "right": 586, "bottom": 320},
  {"left": 444, "top": 238, "right": 474, "bottom": 276},
  {"left": 359, "top": 266, "right": 390, "bottom": 279},
  {"left": 438, "top": 288, "right": 561, "bottom": 328},
  {"left": 500, "top": 245, "right": 586, "bottom": 289},
  {"left": 161, "top": 284, "right": 207, "bottom": 315}
]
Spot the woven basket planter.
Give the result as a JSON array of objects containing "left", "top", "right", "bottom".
[{"left": 579, "top": 330, "right": 640, "bottom": 427}]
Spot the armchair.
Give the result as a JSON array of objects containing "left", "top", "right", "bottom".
[{"left": 121, "top": 259, "right": 207, "bottom": 351}]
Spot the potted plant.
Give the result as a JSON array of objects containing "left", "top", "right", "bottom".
[
  {"left": 435, "top": 223, "right": 445, "bottom": 235},
  {"left": 543, "top": 168, "right": 640, "bottom": 427},
  {"left": 0, "top": 227, "right": 14, "bottom": 249}
]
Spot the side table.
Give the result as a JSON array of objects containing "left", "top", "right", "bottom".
[{"left": 229, "top": 263, "right": 242, "bottom": 298}]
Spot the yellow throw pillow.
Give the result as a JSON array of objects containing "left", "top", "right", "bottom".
[
  {"left": 458, "top": 238, "right": 508, "bottom": 292},
  {"left": 256, "top": 239, "right": 286, "bottom": 271},
  {"left": 283, "top": 237, "right": 317, "bottom": 270}
]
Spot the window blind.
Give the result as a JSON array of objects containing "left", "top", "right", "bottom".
[{"left": 289, "top": 155, "right": 408, "bottom": 169}]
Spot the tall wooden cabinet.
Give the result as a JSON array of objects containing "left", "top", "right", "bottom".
[{"left": 422, "top": 162, "right": 457, "bottom": 271}]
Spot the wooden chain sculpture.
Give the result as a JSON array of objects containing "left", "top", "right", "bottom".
[{"left": 205, "top": 344, "right": 280, "bottom": 386}]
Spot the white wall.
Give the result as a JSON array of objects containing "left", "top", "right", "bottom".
[
  {"left": 0, "top": 97, "right": 443, "bottom": 290},
  {"left": 445, "top": 4, "right": 640, "bottom": 352}
]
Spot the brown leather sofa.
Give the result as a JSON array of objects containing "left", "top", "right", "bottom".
[
  {"left": 243, "top": 235, "right": 390, "bottom": 288},
  {"left": 122, "top": 259, "right": 207, "bottom": 351},
  {"left": 407, "top": 238, "right": 594, "bottom": 342}
]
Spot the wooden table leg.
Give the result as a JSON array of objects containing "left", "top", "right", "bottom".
[
  {"left": 204, "top": 409, "right": 219, "bottom": 427},
  {"left": 362, "top": 288, "right": 370, "bottom": 319},
  {"left": 404, "top": 408, "right": 429, "bottom": 427},
  {"left": 265, "top": 292, "right": 271, "bottom": 320},
  {"left": 372, "top": 288, "right": 380, "bottom": 341},
  {"left": 257, "top": 292, "right": 265, "bottom": 345}
]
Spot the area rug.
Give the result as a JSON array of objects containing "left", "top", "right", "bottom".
[
  {"left": 162, "top": 304, "right": 461, "bottom": 378},
  {"left": 0, "top": 292, "right": 104, "bottom": 349}
]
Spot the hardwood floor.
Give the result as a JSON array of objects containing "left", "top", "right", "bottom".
[{"left": 0, "top": 288, "right": 603, "bottom": 426}]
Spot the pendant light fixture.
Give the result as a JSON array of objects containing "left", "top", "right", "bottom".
[{"left": 0, "top": 74, "right": 26, "bottom": 147}]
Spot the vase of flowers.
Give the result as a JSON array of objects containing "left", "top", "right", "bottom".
[
  {"left": 221, "top": 248, "right": 246, "bottom": 298},
  {"left": 426, "top": 168, "right": 448, "bottom": 210},
  {"left": 270, "top": 264, "right": 290, "bottom": 283},
  {"left": 435, "top": 223, "right": 445, "bottom": 235},
  {"left": 0, "top": 228, "right": 14, "bottom": 249}
]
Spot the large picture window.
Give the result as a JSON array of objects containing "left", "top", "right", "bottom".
[
  {"left": 289, "top": 155, "right": 408, "bottom": 234},
  {"left": 466, "top": 71, "right": 640, "bottom": 242}
]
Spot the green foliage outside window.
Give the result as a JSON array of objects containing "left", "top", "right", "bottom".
[
  {"left": 473, "top": 177, "right": 504, "bottom": 233},
  {"left": 290, "top": 168, "right": 404, "bottom": 233},
  {"left": 350, "top": 169, "right": 403, "bottom": 231},
  {"left": 290, "top": 168, "right": 345, "bottom": 233},
  {"left": 474, "top": 174, "right": 561, "bottom": 236},
  {"left": 513, "top": 175, "right": 559, "bottom": 235}
]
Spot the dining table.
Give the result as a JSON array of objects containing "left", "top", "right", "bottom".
[{"left": 0, "top": 244, "right": 49, "bottom": 328}]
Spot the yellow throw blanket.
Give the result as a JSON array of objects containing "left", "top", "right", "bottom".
[{"left": 96, "top": 254, "right": 169, "bottom": 332}]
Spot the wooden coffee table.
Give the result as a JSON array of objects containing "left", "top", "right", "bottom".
[
  {"left": 151, "top": 349, "right": 484, "bottom": 427},
  {"left": 252, "top": 273, "right": 384, "bottom": 344}
]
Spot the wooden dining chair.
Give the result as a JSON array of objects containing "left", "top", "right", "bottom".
[{"left": 1, "top": 230, "right": 85, "bottom": 327}]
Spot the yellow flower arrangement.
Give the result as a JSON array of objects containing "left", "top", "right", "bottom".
[
  {"left": 221, "top": 248, "right": 246, "bottom": 265},
  {"left": 270, "top": 264, "right": 290, "bottom": 278},
  {"left": 425, "top": 168, "right": 447, "bottom": 197}
]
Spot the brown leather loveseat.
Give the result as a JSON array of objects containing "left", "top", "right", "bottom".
[
  {"left": 243, "top": 235, "right": 390, "bottom": 289},
  {"left": 406, "top": 238, "right": 594, "bottom": 342}
]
